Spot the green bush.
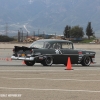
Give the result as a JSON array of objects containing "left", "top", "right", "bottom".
[{"left": 0, "top": 35, "right": 15, "bottom": 42}]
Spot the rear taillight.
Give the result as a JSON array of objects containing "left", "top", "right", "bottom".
[
  {"left": 91, "top": 55, "right": 95, "bottom": 63},
  {"left": 78, "top": 51, "right": 82, "bottom": 54},
  {"left": 92, "top": 55, "right": 95, "bottom": 58}
]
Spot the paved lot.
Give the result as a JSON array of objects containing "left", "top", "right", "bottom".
[{"left": 0, "top": 49, "right": 100, "bottom": 100}]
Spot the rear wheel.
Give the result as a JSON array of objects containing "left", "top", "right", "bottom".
[
  {"left": 24, "top": 61, "right": 35, "bottom": 66},
  {"left": 81, "top": 56, "right": 91, "bottom": 66},
  {"left": 42, "top": 56, "right": 53, "bottom": 66}
]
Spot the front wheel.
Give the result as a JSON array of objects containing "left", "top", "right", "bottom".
[
  {"left": 24, "top": 61, "right": 35, "bottom": 66},
  {"left": 81, "top": 56, "right": 91, "bottom": 66},
  {"left": 41, "top": 56, "right": 53, "bottom": 66}
]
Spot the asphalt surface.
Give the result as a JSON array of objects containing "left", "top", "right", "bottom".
[{"left": 0, "top": 49, "right": 100, "bottom": 100}]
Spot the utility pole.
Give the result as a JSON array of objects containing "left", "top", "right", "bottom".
[
  {"left": 18, "top": 30, "right": 20, "bottom": 42},
  {"left": 20, "top": 28, "right": 23, "bottom": 42},
  {"left": 22, "top": 30, "right": 23, "bottom": 42}
]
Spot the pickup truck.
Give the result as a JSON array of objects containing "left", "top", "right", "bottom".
[{"left": 11, "top": 39, "right": 96, "bottom": 66}]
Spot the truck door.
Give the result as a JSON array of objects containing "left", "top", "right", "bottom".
[{"left": 62, "top": 43, "right": 78, "bottom": 64}]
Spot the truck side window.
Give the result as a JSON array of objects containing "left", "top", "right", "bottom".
[
  {"left": 52, "top": 43, "right": 61, "bottom": 49},
  {"left": 62, "top": 43, "right": 72, "bottom": 49}
]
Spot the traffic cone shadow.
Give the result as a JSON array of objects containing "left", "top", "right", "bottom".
[{"left": 65, "top": 57, "right": 73, "bottom": 70}]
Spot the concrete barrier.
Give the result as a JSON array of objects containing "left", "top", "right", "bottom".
[
  {"left": 74, "top": 43, "right": 100, "bottom": 50},
  {"left": 0, "top": 42, "right": 100, "bottom": 50},
  {"left": 0, "top": 42, "right": 30, "bottom": 49}
]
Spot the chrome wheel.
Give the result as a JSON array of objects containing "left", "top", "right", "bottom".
[
  {"left": 42, "top": 56, "right": 53, "bottom": 66},
  {"left": 81, "top": 56, "right": 91, "bottom": 66}
]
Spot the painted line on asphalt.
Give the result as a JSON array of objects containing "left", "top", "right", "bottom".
[
  {"left": 75, "top": 68, "right": 100, "bottom": 70},
  {"left": 0, "top": 87, "right": 100, "bottom": 93},
  {"left": 0, "top": 70, "right": 65, "bottom": 72},
  {"left": 2, "top": 77, "right": 100, "bottom": 82},
  {"left": 0, "top": 68, "right": 100, "bottom": 72}
]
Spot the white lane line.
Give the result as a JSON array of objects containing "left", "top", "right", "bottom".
[
  {"left": 2, "top": 77, "right": 46, "bottom": 80},
  {"left": 0, "top": 68, "right": 100, "bottom": 72},
  {"left": 0, "top": 70, "right": 65, "bottom": 72},
  {"left": 75, "top": 68, "right": 100, "bottom": 70},
  {"left": 0, "top": 87, "right": 100, "bottom": 93},
  {"left": 2, "top": 77, "right": 100, "bottom": 82}
]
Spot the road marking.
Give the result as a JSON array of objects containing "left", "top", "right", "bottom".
[
  {"left": 0, "top": 70, "right": 65, "bottom": 72},
  {"left": 2, "top": 77, "right": 46, "bottom": 80},
  {"left": 75, "top": 68, "right": 100, "bottom": 70},
  {"left": 2, "top": 77, "right": 100, "bottom": 82},
  {"left": 0, "top": 87, "right": 100, "bottom": 93},
  {"left": 0, "top": 68, "right": 100, "bottom": 72}
]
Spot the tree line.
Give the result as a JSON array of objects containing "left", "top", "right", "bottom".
[
  {"left": 63, "top": 22, "right": 95, "bottom": 39},
  {"left": 0, "top": 35, "right": 15, "bottom": 42}
]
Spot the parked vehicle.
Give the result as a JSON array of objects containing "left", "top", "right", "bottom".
[{"left": 11, "top": 39, "right": 96, "bottom": 66}]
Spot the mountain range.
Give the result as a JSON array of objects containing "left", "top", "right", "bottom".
[{"left": 0, "top": 0, "right": 100, "bottom": 37}]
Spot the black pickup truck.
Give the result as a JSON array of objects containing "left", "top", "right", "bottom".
[{"left": 11, "top": 39, "right": 96, "bottom": 66}]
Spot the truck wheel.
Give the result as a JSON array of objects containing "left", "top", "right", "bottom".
[
  {"left": 42, "top": 56, "right": 53, "bottom": 66},
  {"left": 24, "top": 61, "right": 35, "bottom": 66},
  {"left": 81, "top": 56, "right": 91, "bottom": 66}
]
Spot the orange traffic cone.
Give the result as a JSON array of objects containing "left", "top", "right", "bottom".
[
  {"left": 6, "top": 58, "right": 9, "bottom": 61},
  {"left": 22, "top": 61, "right": 25, "bottom": 65},
  {"left": 65, "top": 57, "right": 73, "bottom": 70}
]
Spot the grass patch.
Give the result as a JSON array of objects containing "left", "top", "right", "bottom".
[{"left": 80, "top": 38, "right": 95, "bottom": 43}]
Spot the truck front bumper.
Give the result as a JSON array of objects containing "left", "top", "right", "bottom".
[{"left": 11, "top": 56, "right": 34, "bottom": 61}]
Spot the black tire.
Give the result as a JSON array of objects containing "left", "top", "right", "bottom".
[
  {"left": 81, "top": 56, "right": 91, "bottom": 66},
  {"left": 42, "top": 56, "right": 53, "bottom": 66},
  {"left": 24, "top": 61, "right": 35, "bottom": 66}
]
